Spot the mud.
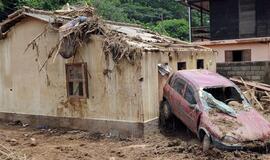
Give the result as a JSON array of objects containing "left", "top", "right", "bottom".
[
  {"left": 209, "top": 111, "right": 241, "bottom": 137},
  {"left": 0, "top": 121, "right": 268, "bottom": 160}
]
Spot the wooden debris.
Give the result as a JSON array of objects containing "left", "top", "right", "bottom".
[
  {"left": 230, "top": 77, "right": 270, "bottom": 92},
  {"left": 0, "top": 144, "right": 28, "bottom": 160},
  {"left": 237, "top": 77, "right": 264, "bottom": 110}
]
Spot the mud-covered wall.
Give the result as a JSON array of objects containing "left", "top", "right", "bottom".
[
  {"left": 141, "top": 50, "right": 216, "bottom": 122},
  {"left": 0, "top": 17, "right": 143, "bottom": 125}
]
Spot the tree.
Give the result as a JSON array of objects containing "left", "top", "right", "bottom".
[
  {"left": 153, "top": 19, "right": 189, "bottom": 41},
  {"left": 89, "top": 0, "right": 130, "bottom": 22}
]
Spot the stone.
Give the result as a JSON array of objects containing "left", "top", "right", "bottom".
[{"left": 30, "top": 138, "right": 37, "bottom": 146}]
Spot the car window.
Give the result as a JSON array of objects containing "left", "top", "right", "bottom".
[
  {"left": 172, "top": 78, "right": 186, "bottom": 95},
  {"left": 168, "top": 74, "right": 174, "bottom": 86},
  {"left": 184, "top": 85, "right": 197, "bottom": 105}
]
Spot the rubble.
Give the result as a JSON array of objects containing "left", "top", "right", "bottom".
[{"left": 230, "top": 77, "right": 270, "bottom": 122}]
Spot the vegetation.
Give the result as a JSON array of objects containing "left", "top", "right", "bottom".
[{"left": 0, "top": 0, "right": 209, "bottom": 41}]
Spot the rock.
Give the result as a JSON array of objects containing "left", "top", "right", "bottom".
[
  {"left": 177, "top": 146, "right": 185, "bottom": 153},
  {"left": 167, "top": 140, "right": 181, "bottom": 147},
  {"left": 30, "top": 138, "right": 37, "bottom": 146},
  {"left": 6, "top": 138, "right": 19, "bottom": 146},
  {"left": 234, "top": 151, "right": 241, "bottom": 158},
  {"left": 23, "top": 133, "right": 29, "bottom": 137}
]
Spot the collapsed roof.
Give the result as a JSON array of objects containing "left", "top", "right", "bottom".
[{"left": 0, "top": 6, "right": 213, "bottom": 62}]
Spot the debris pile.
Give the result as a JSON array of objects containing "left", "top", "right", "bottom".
[
  {"left": 230, "top": 77, "right": 270, "bottom": 121},
  {"left": 0, "top": 144, "right": 27, "bottom": 160}
]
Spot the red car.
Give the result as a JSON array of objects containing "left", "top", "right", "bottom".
[{"left": 160, "top": 70, "right": 270, "bottom": 151}]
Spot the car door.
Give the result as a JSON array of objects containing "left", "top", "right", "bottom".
[
  {"left": 181, "top": 84, "right": 201, "bottom": 132},
  {"left": 169, "top": 78, "right": 187, "bottom": 123}
]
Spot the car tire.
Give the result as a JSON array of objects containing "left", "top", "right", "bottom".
[
  {"left": 159, "top": 101, "right": 172, "bottom": 129},
  {"left": 202, "top": 134, "right": 211, "bottom": 152}
]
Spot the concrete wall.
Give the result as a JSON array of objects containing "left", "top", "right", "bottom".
[
  {"left": 217, "top": 61, "right": 270, "bottom": 84},
  {"left": 206, "top": 42, "right": 270, "bottom": 63}
]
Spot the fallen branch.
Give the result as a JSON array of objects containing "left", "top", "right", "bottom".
[{"left": 23, "top": 26, "right": 48, "bottom": 54}]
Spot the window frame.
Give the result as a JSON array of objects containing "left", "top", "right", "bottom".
[
  {"left": 172, "top": 78, "right": 187, "bottom": 96},
  {"left": 183, "top": 84, "right": 197, "bottom": 105},
  {"left": 65, "top": 62, "right": 89, "bottom": 99}
]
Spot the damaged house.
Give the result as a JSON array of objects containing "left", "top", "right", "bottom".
[{"left": 0, "top": 7, "right": 216, "bottom": 137}]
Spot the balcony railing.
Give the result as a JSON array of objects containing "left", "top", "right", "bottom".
[{"left": 192, "top": 26, "right": 210, "bottom": 41}]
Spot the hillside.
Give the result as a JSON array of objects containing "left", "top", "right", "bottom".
[{"left": 0, "top": 0, "right": 209, "bottom": 41}]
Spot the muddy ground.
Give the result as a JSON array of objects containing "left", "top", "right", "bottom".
[{"left": 0, "top": 121, "right": 270, "bottom": 160}]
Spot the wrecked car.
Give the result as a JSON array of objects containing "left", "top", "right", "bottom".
[{"left": 160, "top": 70, "right": 270, "bottom": 152}]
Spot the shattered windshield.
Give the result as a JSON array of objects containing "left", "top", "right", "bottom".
[{"left": 199, "top": 86, "right": 251, "bottom": 117}]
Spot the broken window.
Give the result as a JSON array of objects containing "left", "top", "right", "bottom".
[
  {"left": 177, "top": 62, "right": 186, "bottom": 70},
  {"left": 172, "top": 78, "right": 186, "bottom": 95},
  {"left": 197, "top": 59, "right": 204, "bottom": 69},
  {"left": 225, "top": 50, "right": 251, "bottom": 62},
  {"left": 203, "top": 87, "right": 242, "bottom": 104},
  {"left": 66, "top": 63, "right": 89, "bottom": 98},
  {"left": 184, "top": 85, "right": 197, "bottom": 104}
]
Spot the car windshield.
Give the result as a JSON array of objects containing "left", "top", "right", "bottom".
[{"left": 199, "top": 86, "right": 251, "bottom": 117}]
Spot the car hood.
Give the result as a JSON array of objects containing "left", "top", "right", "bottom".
[{"left": 208, "top": 108, "right": 270, "bottom": 142}]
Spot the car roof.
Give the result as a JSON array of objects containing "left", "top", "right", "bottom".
[{"left": 175, "top": 70, "right": 235, "bottom": 89}]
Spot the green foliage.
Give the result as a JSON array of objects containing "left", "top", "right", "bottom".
[
  {"left": 89, "top": 0, "right": 130, "bottom": 22},
  {"left": 120, "top": 3, "right": 172, "bottom": 23},
  {"left": 18, "top": 0, "right": 81, "bottom": 10},
  {"left": 0, "top": 0, "right": 210, "bottom": 41},
  {"left": 152, "top": 19, "right": 189, "bottom": 41},
  {"left": 0, "top": 1, "right": 3, "bottom": 11}
]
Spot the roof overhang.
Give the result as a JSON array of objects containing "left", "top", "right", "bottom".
[
  {"left": 194, "top": 37, "right": 270, "bottom": 46},
  {"left": 0, "top": 7, "right": 70, "bottom": 39},
  {"left": 177, "top": 0, "right": 210, "bottom": 13}
]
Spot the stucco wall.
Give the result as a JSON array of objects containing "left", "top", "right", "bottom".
[
  {"left": 141, "top": 50, "right": 216, "bottom": 122},
  {"left": 0, "top": 17, "right": 143, "bottom": 124},
  {"left": 207, "top": 43, "right": 270, "bottom": 63}
]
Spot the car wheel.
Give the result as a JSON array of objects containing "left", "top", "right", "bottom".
[
  {"left": 159, "top": 101, "right": 172, "bottom": 129},
  {"left": 202, "top": 134, "right": 211, "bottom": 152}
]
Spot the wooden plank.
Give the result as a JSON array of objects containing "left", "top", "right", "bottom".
[
  {"left": 239, "top": 77, "right": 264, "bottom": 110},
  {"left": 230, "top": 77, "right": 270, "bottom": 92}
]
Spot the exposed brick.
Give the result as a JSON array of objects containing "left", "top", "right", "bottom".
[
  {"left": 240, "top": 66, "right": 250, "bottom": 71},
  {"left": 245, "top": 76, "right": 252, "bottom": 80},
  {"left": 227, "top": 71, "right": 236, "bottom": 76},
  {"left": 251, "top": 76, "right": 261, "bottom": 81},
  {"left": 223, "top": 67, "right": 232, "bottom": 71},
  {"left": 251, "top": 66, "right": 261, "bottom": 71},
  {"left": 232, "top": 67, "right": 241, "bottom": 71},
  {"left": 261, "top": 66, "right": 267, "bottom": 70},
  {"left": 257, "top": 71, "right": 266, "bottom": 76},
  {"left": 245, "top": 71, "right": 255, "bottom": 76}
]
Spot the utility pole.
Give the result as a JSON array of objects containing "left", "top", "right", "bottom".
[{"left": 188, "top": 6, "right": 192, "bottom": 42}]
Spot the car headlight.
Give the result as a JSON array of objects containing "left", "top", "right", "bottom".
[{"left": 222, "top": 136, "right": 239, "bottom": 144}]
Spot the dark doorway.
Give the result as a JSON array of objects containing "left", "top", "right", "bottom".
[{"left": 197, "top": 59, "right": 204, "bottom": 69}]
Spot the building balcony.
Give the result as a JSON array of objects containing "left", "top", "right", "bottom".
[{"left": 192, "top": 26, "right": 210, "bottom": 41}]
